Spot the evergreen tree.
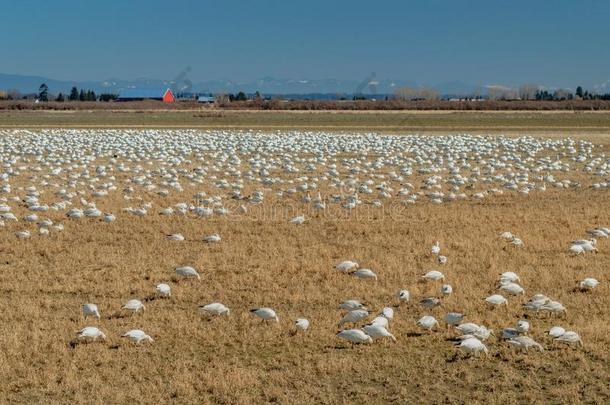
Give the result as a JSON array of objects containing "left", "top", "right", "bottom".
[
  {"left": 79, "top": 89, "right": 86, "bottom": 101},
  {"left": 69, "top": 86, "right": 79, "bottom": 101},
  {"left": 38, "top": 83, "right": 49, "bottom": 102},
  {"left": 55, "top": 92, "right": 65, "bottom": 102},
  {"left": 576, "top": 86, "right": 583, "bottom": 98}
]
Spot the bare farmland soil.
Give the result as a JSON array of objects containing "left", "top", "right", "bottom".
[
  {"left": 2, "top": 109, "right": 610, "bottom": 135},
  {"left": 2, "top": 99, "right": 610, "bottom": 111}
]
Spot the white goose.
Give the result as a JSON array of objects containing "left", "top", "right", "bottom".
[
  {"left": 122, "top": 299, "right": 145, "bottom": 313},
  {"left": 82, "top": 303, "right": 100, "bottom": 319},
  {"left": 77, "top": 326, "right": 106, "bottom": 341},
  {"left": 250, "top": 307, "right": 279, "bottom": 323},
  {"left": 200, "top": 302, "right": 230, "bottom": 316},
  {"left": 336, "top": 329, "right": 372, "bottom": 345},
  {"left": 175, "top": 266, "right": 201, "bottom": 280},
  {"left": 122, "top": 329, "right": 154, "bottom": 344}
]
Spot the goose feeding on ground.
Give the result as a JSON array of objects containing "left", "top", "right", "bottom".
[
  {"left": 554, "top": 331, "right": 582, "bottom": 346},
  {"left": 103, "top": 213, "right": 116, "bottom": 222},
  {"left": 441, "top": 284, "right": 453, "bottom": 296},
  {"left": 175, "top": 266, "right": 201, "bottom": 280},
  {"left": 579, "top": 278, "right": 599, "bottom": 291},
  {"left": 295, "top": 318, "right": 310, "bottom": 331},
  {"left": 351, "top": 268, "right": 378, "bottom": 280},
  {"left": 455, "top": 337, "right": 488, "bottom": 357},
  {"left": 77, "top": 326, "right": 106, "bottom": 341},
  {"left": 339, "top": 300, "right": 367, "bottom": 311},
  {"left": 155, "top": 283, "right": 171, "bottom": 297},
  {"left": 369, "top": 316, "right": 389, "bottom": 328},
  {"left": 420, "top": 297, "right": 441, "bottom": 309},
  {"left": 516, "top": 320, "right": 530, "bottom": 334},
  {"left": 82, "top": 303, "right": 100, "bottom": 319},
  {"left": 473, "top": 326, "right": 494, "bottom": 341},
  {"left": 363, "top": 324, "right": 396, "bottom": 342},
  {"left": 397, "top": 289, "right": 410, "bottom": 302},
  {"left": 200, "top": 302, "right": 230, "bottom": 316},
  {"left": 167, "top": 233, "right": 185, "bottom": 241},
  {"left": 499, "top": 271, "right": 520, "bottom": 283},
  {"left": 15, "top": 230, "right": 31, "bottom": 239},
  {"left": 500, "top": 282, "right": 524, "bottom": 295},
  {"left": 122, "top": 299, "right": 145, "bottom": 313},
  {"left": 587, "top": 228, "right": 609, "bottom": 238},
  {"left": 335, "top": 260, "right": 359, "bottom": 272},
  {"left": 203, "top": 233, "right": 221, "bottom": 243},
  {"left": 339, "top": 309, "right": 369, "bottom": 326},
  {"left": 540, "top": 300, "right": 567, "bottom": 314},
  {"left": 502, "top": 320, "right": 529, "bottom": 339},
  {"left": 507, "top": 336, "right": 543, "bottom": 352},
  {"left": 499, "top": 231, "right": 514, "bottom": 240},
  {"left": 510, "top": 237, "right": 524, "bottom": 246},
  {"left": 122, "top": 329, "right": 154, "bottom": 344},
  {"left": 444, "top": 312, "right": 465, "bottom": 326},
  {"left": 380, "top": 307, "right": 394, "bottom": 320},
  {"left": 290, "top": 215, "right": 305, "bottom": 225},
  {"left": 336, "top": 329, "right": 372, "bottom": 345},
  {"left": 417, "top": 315, "right": 439, "bottom": 331},
  {"left": 250, "top": 307, "right": 279, "bottom": 323},
  {"left": 485, "top": 294, "right": 508, "bottom": 306},
  {"left": 431, "top": 241, "right": 441, "bottom": 255},
  {"left": 423, "top": 270, "right": 444, "bottom": 281},
  {"left": 547, "top": 326, "right": 566, "bottom": 338},
  {"left": 456, "top": 323, "right": 481, "bottom": 335}
]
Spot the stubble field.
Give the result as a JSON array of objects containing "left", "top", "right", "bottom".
[{"left": 0, "top": 129, "right": 608, "bottom": 404}]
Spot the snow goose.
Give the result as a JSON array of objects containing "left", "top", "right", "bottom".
[
  {"left": 579, "top": 278, "right": 599, "bottom": 291},
  {"left": 175, "top": 266, "right": 201, "bottom": 280},
  {"left": 455, "top": 337, "right": 488, "bottom": 357},
  {"left": 339, "top": 300, "right": 367, "bottom": 311},
  {"left": 200, "top": 302, "right": 230, "bottom": 316},
  {"left": 417, "top": 315, "right": 439, "bottom": 331},
  {"left": 507, "top": 336, "right": 543, "bottom": 352},
  {"left": 444, "top": 312, "right": 465, "bottom": 326},
  {"left": 423, "top": 270, "right": 444, "bottom": 281},
  {"left": 203, "top": 233, "right": 221, "bottom": 243},
  {"left": 335, "top": 260, "right": 359, "bottom": 272},
  {"left": 155, "top": 283, "right": 171, "bottom": 297},
  {"left": 339, "top": 309, "right": 369, "bottom": 326},
  {"left": 336, "top": 329, "right": 372, "bottom": 345},
  {"left": 122, "top": 299, "right": 145, "bottom": 313},
  {"left": 485, "top": 294, "right": 508, "bottom": 306},
  {"left": 363, "top": 324, "right": 396, "bottom": 342},
  {"left": 397, "top": 289, "right": 410, "bottom": 302},
  {"left": 554, "top": 331, "right": 583, "bottom": 346},
  {"left": 294, "top": 318, "right": 310, "bottom": 331},
  {"left": 250, "top": 307, "right": 279, "bottom": 323},
  {"left": 122, "top": 329, "right": 154, "bottom": 344},
  {"left": 351, "top": 268, "right": 378, "bottom": 280},
  {"left": 82, "top": 303, "right": 100, "bottom": 320},
  {"left": 77, "top": 326, "right": 106, "bottom": 341}
]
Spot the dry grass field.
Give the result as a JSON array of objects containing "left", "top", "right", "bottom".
[{"left": 0, "top": 129, "right": 609, "bottom": 404}]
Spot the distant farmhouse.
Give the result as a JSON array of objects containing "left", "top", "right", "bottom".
[{"left": 117, "top": 88, "right": 175, "bottom": 103}]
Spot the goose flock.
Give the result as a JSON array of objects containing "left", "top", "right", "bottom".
[{"left": 0, "top": 129, "right": 607, "bottom": 357}]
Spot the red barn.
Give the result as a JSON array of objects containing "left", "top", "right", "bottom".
[{"left": 117, "top": 88, "right": 176, "bottom": 103}]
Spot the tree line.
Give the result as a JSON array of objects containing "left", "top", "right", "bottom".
[{"left": 1, "top": 84, "right": 119, "bottom": 102}]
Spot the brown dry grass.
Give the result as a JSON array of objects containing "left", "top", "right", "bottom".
[{"left": 0, "top": 140, "right": 609, "bottom": 404}]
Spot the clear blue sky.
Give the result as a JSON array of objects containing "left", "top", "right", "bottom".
[{"left": 2, "top": 0, "right": 609, "bottom": 88}]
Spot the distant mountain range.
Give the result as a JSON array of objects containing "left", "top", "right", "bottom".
[{"left": 0, "top": 73, "right": 486, "bottom": 97}]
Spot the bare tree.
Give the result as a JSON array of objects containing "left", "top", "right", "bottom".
[{"left": 518, "top": 84, "right": 539, "bottom": 100}]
